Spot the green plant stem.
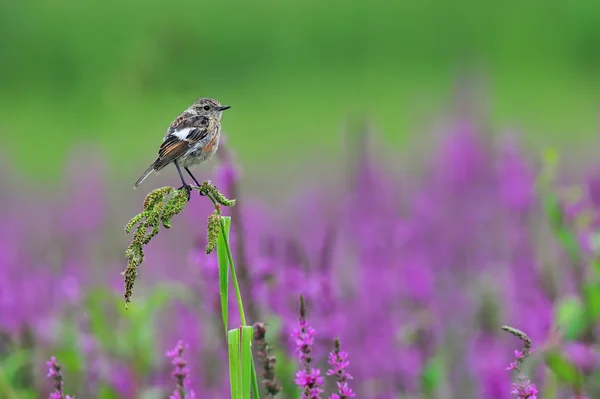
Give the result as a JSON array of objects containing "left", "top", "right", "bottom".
[
  {"left": 220, "top": 217, "right": 247, "bottom": 326},
  {"left": 196, "top": 184, "right": 258, "bottom": 397},
  {"left": 195, "top": 185, "right": 248, "bottom": 326}
]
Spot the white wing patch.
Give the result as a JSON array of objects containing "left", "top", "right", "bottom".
[{"left": 171, "top": 127, "right": 194, "bottom": 140}]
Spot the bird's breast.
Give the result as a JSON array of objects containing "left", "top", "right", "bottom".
[{"left": 182, "top": 132, "right": 220, "bottom": 167}]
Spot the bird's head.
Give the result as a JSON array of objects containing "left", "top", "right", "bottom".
[{"left": 190, "top": 98, "right": 231, "bottom": 120}]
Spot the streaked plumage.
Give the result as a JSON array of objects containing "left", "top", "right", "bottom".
[{"left": 134, "top": 98, "right": 230, "bottom": 189}]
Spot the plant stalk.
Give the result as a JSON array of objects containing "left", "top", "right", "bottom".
[{"left": 219, "top": 217, "right": 247, "bottom": 327}]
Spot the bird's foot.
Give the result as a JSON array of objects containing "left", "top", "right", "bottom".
[
  {"left": 198, "top": 180, "right": 212, "bottom": 196},
  {"left": 177, "top": 184, "right": 192, "bottom": 200}
]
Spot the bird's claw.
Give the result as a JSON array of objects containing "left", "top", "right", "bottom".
[
  {"left": 198, "top": 180, "right": 212, "bottom": 196},
  {"left": 177, "top": 184, "right": 192, "bottom": 200}
]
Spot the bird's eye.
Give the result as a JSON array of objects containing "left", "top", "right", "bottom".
[{"left": 203, "top": 105, "right": 210, "bottom": 111}]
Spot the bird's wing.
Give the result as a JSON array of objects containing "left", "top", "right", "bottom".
[{"left": 153, "top": 116, "right": 210, "bottom": 170}]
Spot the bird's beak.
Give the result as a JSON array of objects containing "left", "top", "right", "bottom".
[{"left": 217, "top": 105, "right": 231, "bottom": 111}]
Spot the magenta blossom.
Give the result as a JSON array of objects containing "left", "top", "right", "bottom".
[
  {"left": 292, "top": 296, "right": 323, "bottom": 399},
  {"left": 327, "top": 338, "right": 354, "bottom": 398},
  {"left": 166, "top": 340, "right": 197, "bottom": 399},
  {"left": 46, "top": 356, "right": 74, "bottom": 399}
]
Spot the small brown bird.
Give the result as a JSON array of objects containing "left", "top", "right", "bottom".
[{"left": 134, "top": 97, "right": 230, "bottom": 196}]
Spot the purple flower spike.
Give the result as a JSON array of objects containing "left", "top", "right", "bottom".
[
  {"left": 167, "top": 340, "right": 197, "bottom": 399},
  {"left": 510, "top": 379, "right": 538, "bottom": 399},
  {"left": 291, "top": 296, "right": 323, "bottom": 399},
  {"left": 46, "top": 356, "right": 74, "bottom": 399},
  {"left": 327, "top": 338, "right": 355, "bottom": 399},
  {"left": 502, "top": 326, "right": 536, "bottom": 399}
]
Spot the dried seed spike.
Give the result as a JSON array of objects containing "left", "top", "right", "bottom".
[
  {"left": 205, "top": 210, "right": 221, "bottom": 254},
  {"left": 123, "top": 186, "right": 190, "bottom": 307},
  {"left": 501, "top": 325, "right": 531, "bottom": 348},
  {"left": 200, "top": 180, "right": 236, "bottom": 207}
]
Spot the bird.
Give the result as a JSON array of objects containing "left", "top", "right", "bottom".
[{"left": 133, "top": 97, "right": 231, "bottom": 197}]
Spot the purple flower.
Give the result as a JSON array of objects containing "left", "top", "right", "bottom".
[
  {"left": 326, "top": 338, "right": 354, "bottom": 398},
  {"left": 292, "top": 318, "right": 317, "bottom": 363},
  {"left": 510, "top": 379, "right": 538, "bottom": 399},
  {"left": 292, "top": 296, "right": 323, "bottom": 399},
  {"left": 330, "top": 382, "right": 355, "bottom": 399},
  {"left": 167, "top": 341, "right": 197, "bottom": 399},
  {"left": 295, "top": 368, "right": 324, "bottom": 388},
  {"left": 505, "top": 361, "right": 518, "bottom": 371},
  {"left": 326, "top": 345, "right": 352, "bottom": 380},
  {"left": 504, "top": 328, "right": 536, "bottom": 399},
  {"left": 46, "top": 356, "right": 74, "bottom": 399}
]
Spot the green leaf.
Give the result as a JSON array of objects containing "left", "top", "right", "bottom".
[
  {"left": 228, "top": 328, "right": 242, "bottom": 399},
  {"left": 0, "top": 349, "right": 30, "bottom": 383},
  {"left": 218, "top": 216, "right": 232, "bottom": 334},
  {"left": 582, "top": 282, "right": 600, "bottom": 324},
  {"left": 97, "top": 384, "right": 122, "bottom": 399},
  {"left": 228, "top": 326, "right": 255, "bottom": 399},
  {"left": 421, "top": 355, "right": 444, "bottom": 396},
  {"left": 545, "top": 352, "right": 583, "bottom": 387},
  {"left": 241, "top": 326, "right": 254, "bottom": 399},
  {"left": 554, "top": 295, "right": 587, "bottom": 341},
  {"left": 0, "top": 356, "right": 27, "bottom": 399}
]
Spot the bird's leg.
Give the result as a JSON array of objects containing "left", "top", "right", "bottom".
[
  {"left": 174, "top": 161, "right": 191, "bottom": 200},
  {"left": 185, "top": 167, "right": 207, "bottom": 196}
]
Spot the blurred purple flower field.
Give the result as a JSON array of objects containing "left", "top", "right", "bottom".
[{"left": 1, "top": 115, "right": 599, "bottom": 399}]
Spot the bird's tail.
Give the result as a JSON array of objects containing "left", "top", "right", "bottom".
[{"left": 133, "top": 164, "right": 156, "bottom": 188}]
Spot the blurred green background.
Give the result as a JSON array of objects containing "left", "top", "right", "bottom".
[{"left": 3, "top": 0, "right": 600, "bottom": 182}]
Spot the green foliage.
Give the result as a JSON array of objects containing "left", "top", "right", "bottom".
[
  {"left": 582, "top": 282, "right": 600, "bottom": 326},
  {"left": 97, "top": 384, "right": 122, "bottom": 399},
  {"left": 215, "top": 213, "right": 261, "bottom": 398},
  {"left": 218, "top": 216, "right": 232, "bottom": 334},
  {"left": 53, "top": 319, "right": 86, "bottom": 383},
  {"left": 83, "top": 283, "right": 191, "bottom": 380},
  {"left": 270, "top": 347, "right": 298, "bottom": 398},
  {"left": 0, "top": 349, "right": 29, "bottom": 386},
  {"left": 228, "top": 327, "right": 255, "bottom": 399},
  {"left": 6, "top": 1, "right": 600, "bottom": 179},
  {"left": 420, "top": 355, "right": 445, "bottom": 398},
  {"left": 554, "top": 296, "right": 587, "bottom": 341},
  {"left": 539, "top": 148, "right": 600, "bottom": 396},
  {"left": 0, "top": 349, "right": 35, "bottom": 399},
  {"left": 115, "top": 285, "right": 185, "bottom": 377},
  {"left": 545, "top": 352, "right": 583, "bottom": 388}
]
